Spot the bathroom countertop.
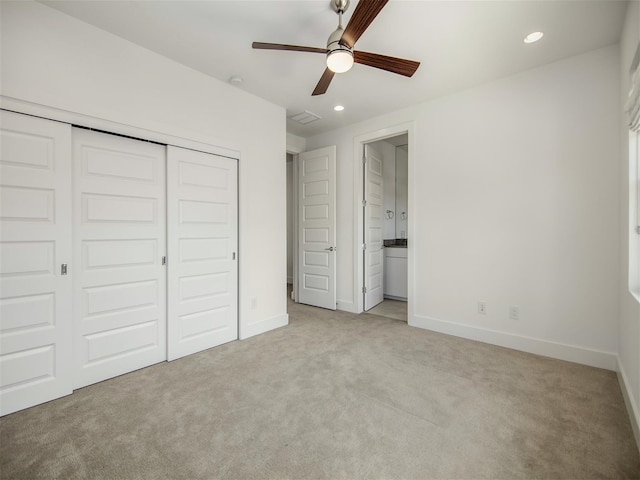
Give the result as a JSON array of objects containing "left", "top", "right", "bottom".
[{"left": 383, "top": 239, "right": 407, "bottom": 248}]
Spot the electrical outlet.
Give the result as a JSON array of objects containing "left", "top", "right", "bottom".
[
  {"left": 509, "top": 305, "right": 520, "bottom": 320},
  {"left": 478, "top": 301, "right": 487, "bottom": 314}
]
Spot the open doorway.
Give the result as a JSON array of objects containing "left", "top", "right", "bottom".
[{"left": 363, "top": 135, "right": 408, "bottom": 321}]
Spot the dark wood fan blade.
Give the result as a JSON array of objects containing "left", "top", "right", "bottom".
[
  {"left": 252, "top": 42, "right": 327, "bottom": 54},
  {"left": 312, "top": 68, "right": 335, "bottom": 96},
  {"left": 340, "top": 0, "right": 389, "bottom": 49},
  {"left": 354, "top": 50, "right": 420, "bottom": 77}
]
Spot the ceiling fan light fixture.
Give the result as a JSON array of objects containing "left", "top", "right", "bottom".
[{"left": 326, "top": 49, "right": 354, "bottom": 73}]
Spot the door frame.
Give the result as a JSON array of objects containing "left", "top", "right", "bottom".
[
  {"left": 286, "top": 156, "right": 300, "bottom": 304},
  {"left": 286, "top": 136, "right": 306, "bottom": 304},
  {"left": 353, "top": 122, "right": 415, "bottom": 315},
  {"left": 291, "top": 154, "right": 299, "bottom": 303}
]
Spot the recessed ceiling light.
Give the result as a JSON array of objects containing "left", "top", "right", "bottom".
[
  {"left": 334, "top": 105, "right": 345, "bottom": 111},
  {"left": 524, "top": 31, "right": 544, "bottom": 44}
]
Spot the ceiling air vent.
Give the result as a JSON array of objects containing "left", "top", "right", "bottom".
[{"left": 289, "top": 110, "right": 321, "bottom": 125}]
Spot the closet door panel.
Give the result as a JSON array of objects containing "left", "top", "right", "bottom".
[
  {"left": 167, "top": 146, "right": 238, "bottom": 361},
  {"left": 0, "top": 111, "right": 73, "bottom": 416},
  {"left": 73, "top": 129, "right": 167, "bottom": 389}
]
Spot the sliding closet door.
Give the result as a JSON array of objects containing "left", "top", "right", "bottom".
[
  {"left": 0, "top": 111, "right": 73, "bottom": 415},
  {"left": 72, "top": 129, "right": 167, "bottom": 388},
  {"left": 167, "top": 146, "right": 238, "bottom": 361}
]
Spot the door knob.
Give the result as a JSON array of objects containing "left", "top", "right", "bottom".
[{"left": 324, "top": 246, "right": 335, "bottom": 252}]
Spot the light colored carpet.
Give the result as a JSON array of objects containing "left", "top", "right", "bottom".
[{"left": 1, "top": 297, "right": 639, "bottom": 479}]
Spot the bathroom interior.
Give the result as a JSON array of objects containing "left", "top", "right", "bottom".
[{"left": 367, "top": 134, "right": 408, "bottom": 321}]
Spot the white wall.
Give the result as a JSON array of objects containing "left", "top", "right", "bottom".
[
  {"left": 0, "top": 1, "right": 288, "bottom": 339},
  {"left": 286, "top": 133, "right": 306, "bottom": 154},
  {"left": 618, "top": 0, "right": 640, "bottom": 448},
  {"left": 306, "top": 45, "right": 621, "bottom": 370}
]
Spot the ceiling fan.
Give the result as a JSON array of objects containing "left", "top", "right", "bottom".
[{"left": 252, "top": 0, "right": 420, "bottom": 96}]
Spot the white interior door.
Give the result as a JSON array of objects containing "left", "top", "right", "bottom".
[
  {"left": 298, "top": 146, "right": 336, "bottom": 310},
  {"left": 72, "top": 129, "right": 167, "bottom": 389},
  {"left": 0, "top": 111, "right": 73, "bottom": 415},
  {"left": 167, "top": 146, "right": 238, "bottom": 361},
  {"left": 364, "top": 144, "right": 384, "bottom": 311}
]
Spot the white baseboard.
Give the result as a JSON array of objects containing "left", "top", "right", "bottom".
[
  {"left": 240, "top": 313, "right": 288, "bottom": 340},
  {"left": 410, "top": 314, "right": 617, "bottom": 371},
  {"left": 336, "top": 299, "right": 357, "bottom": 313},
  {"left": 617, "top": 356, "right": 640, "bottom": 453}
]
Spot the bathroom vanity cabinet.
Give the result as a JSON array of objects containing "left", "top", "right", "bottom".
[{"left": 384, "top": 247, "right": 407, "bottom": 300}]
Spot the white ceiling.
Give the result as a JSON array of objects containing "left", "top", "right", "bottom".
[{"left": 41, "top": 0, "right": 627, "bottom": 137}]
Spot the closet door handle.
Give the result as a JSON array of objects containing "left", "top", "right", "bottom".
[{"left": 324, "top": 246, "right": 335, "bottom": 252}]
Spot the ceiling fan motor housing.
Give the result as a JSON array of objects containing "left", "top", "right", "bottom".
[{"left": 327, "top": 27, "right": 351, "bottom": 53}]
